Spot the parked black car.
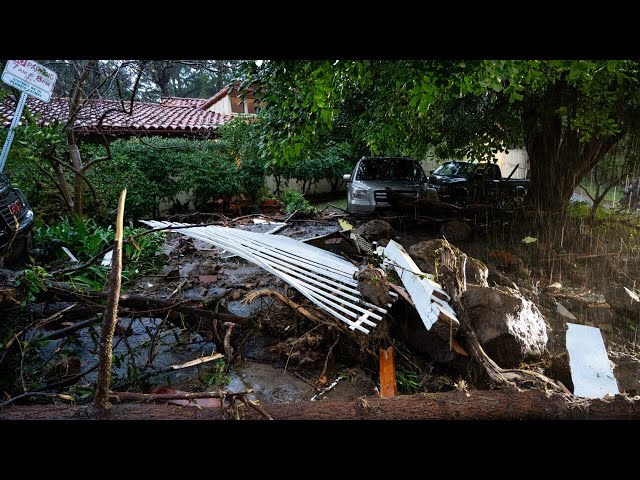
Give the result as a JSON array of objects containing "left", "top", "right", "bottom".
[
  {"left": 0, "top": 173, "right": 34, "bottom": 267},
  {"left": 428, "top": 161, "right": 528, "bottom": 205}
]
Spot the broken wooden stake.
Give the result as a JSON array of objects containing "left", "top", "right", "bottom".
[
  {"left": 379, "top": 346, "right": 397, "bottom": 397},
  {"left": 94, "top": 188, "right": 127, "bottom": 412}
]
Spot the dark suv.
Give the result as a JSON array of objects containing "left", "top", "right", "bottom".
[{"left": 0, "top": 173, "right": 34, "bottom": 267}]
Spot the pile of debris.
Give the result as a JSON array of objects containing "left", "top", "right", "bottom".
[{"left": 141, "top": 217, "right": 623, "bottom": 401}]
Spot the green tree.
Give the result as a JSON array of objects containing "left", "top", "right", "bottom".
[
  {"left": 1, "top": 60, "right": 149, "bottom": 218},
  {"left": 247, "top": 60, "right": 640, "bottom": 212}
]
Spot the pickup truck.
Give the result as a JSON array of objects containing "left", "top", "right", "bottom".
[{"left": 427, "top": 161, "right": 528, "bottom": 205}]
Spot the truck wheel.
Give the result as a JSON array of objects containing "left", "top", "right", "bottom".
[{"left": 440, "top": 220, "right": 472, "bottom": 243}]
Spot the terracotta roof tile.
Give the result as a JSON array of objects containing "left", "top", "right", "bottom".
[
  {"left": 159, "top": 97, "right": 208, "bottom": 108},
  {"left": 0, "top": 96, "right": 233, "bottom": 136}
]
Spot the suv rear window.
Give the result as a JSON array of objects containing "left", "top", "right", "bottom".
[{"left": 356, "top": 158, "right": 420, "bottom": 181}]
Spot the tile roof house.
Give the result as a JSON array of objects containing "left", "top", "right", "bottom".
[
  {"left": 0, "top": 93, "right": 234, "bottom": 138},
  {"left": 201, "top": 82, "right": 261, "bottom": 116}
]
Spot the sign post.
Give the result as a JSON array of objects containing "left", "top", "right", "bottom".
[{"left": 0, "top": 60, "right": 57, "bottom": 172}]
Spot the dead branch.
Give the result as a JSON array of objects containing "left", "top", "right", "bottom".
[
  {"left": 36, "top": 316, "right": 100, "bottom": 342},
  {"left": 0, "top": 392, "right": 75, "bottom": 410},
  {"left": 94, "top": 189, "right": 127, "bottom": 411},
  {"left": 241, "top": 397, "right": 273, "bottom": 420},
  {"left": 109, "top": 390, "right": 244, "bottom": 403},
  {"left": 45, "top": 282, "right": 250, "bottom": 328},
  {"left": 243, "top": 288, "right": 330, "bottom": 325},
  {"left": 319, "top": 337, "right": 340, "bottom": 382},
  {"left": 223, "top": 323, "right": 236, "bottom": 364}
]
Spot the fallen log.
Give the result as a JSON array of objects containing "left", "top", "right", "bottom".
[{"left": 1, "top": 389, "right": 638, "bottom": 420}]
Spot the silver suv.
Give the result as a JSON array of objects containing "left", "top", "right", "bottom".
[{"left": 343, "top": 157, "right": 429, "bottom": 214}]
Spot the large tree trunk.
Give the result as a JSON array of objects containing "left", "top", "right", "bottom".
[
  {"left": 523, "top": 81, "right": 620, "bottom": 213},
  {"left": 1, "top": 390, "right": 638, "bottom": 420}
]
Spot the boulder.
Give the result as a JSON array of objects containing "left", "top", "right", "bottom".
[
  {"left": 463, "top": 285, "right": 548, "bottom": 368},
  {"left": 408, "top": 239, "right": 488, "bottom": 287},
  {"left": 604, "top": 283, "right": 640, "bottom": 321},
  {"left": 355, "top": 265, "right": 394, "bottom": 307},
  {"left": 487, "top": 268, "right": 518, "bottom": 290},
  {"left": 440, "top": 220, "right": 473, "bottom": 243},
  {"left": 354, "top": 220, "right": 396, "bottom": 246}
]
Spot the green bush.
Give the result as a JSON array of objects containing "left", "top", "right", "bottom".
[
  {"left": 272, "top": 142, "right": 355, "bottom": 194},
  {"left": 93, "top": 120, "right": 266, "bottom": 217},
  {"left": 34, "top": 216, "right": 165, "bottom": 290},
  {"left": 281, "top": 189, "right": 316, "bottom": 214}
]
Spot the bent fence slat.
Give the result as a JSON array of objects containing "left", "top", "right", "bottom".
[{"left": 141, "top": 221, "right": 390, "bottom": 334}]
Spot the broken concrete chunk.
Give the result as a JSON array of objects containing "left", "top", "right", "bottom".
[
  {"left": 463, "top": 285, "right": 548, "bottom": 367},
  {"left": 354, "top": 219, "right": 396, "bottom": 246},
  {"left": 566, "top": 323, "right": 619, "bottom": 398},
  {"left": 408, "top": 239, "right": 488, "bottom": 287},
  {"left": 604, "top": 282, "right": 640, "bottom": 321}
]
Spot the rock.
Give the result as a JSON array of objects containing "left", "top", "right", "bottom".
[
  {"left": 462, "top": 285, "right": 548, "bottom": 368},
  {"left": 610, "top": 355, "right": 640, "bottom": 395},
  {"left": 408, "top": 239, "right": 488, "bottom": 287},
  {"left": 440, "top": 220, "right": 473, "bottom": 243},
  {"left": 390, "top": 300, "right": 458, "bottom": 363},
  {"left": 164, "top": 268, "right": 181, "bottom": 280},
  {"left": 354, "top": 265, "right": 394, "bottom": 307},
  {"left": 199, "top": 275, "right": 218, "bottom": 286},
  {"left": 231, "top": 290, "right": 243, "bottom": 300},
  {"left": 487, "top": 268, "right": 518, "bottom": 290},
  {"left": 354, "top": 220, "right": 396, "bottom": 246},
  {"left": 604, "top": 283, "right": 640, "bottom": 321}
]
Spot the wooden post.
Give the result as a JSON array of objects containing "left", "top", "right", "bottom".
[
  {"left": 379, "top": 346, "right": 397, "bottom": 397},
  {"left": 94, "top": 189, "right": 127, "bottom": 411}
]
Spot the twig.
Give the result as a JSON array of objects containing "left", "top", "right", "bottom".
[
  {"left": 36, "top": 316, "right": 100, "bottom": 342},
  {"left": 319, "top": 337, "right": 340, "bottom": 382},
  {"left": 244, "top": 288, "right": 330, "bottom": 325},
  {"left": 109, "top": 389, "right": 252, "bottom": 403},
  {"left": 171, "top": 353, "right": 223, "bottom": 369},
  {"left": 0, "top": 392, "right": 75, "bottom": 409},
  {"left": 310, "top": 376, "right": 344, "bottom": 401},
  {"left": 167, "top": 279, "right": 188, "bottom": 299},
  {"left": 242, "top": 397, "right": 273, "bottom": 420},
  {"left": 223, "top": 323, "right": 236, "bottom": 363}
]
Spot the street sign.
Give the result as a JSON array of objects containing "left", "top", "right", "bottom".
[
  {"left": 2, "top": 60, "right": 57, "bottom": 102},
  {"left": 0, "top": 60, "right": 58, "bottom": 172}
]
